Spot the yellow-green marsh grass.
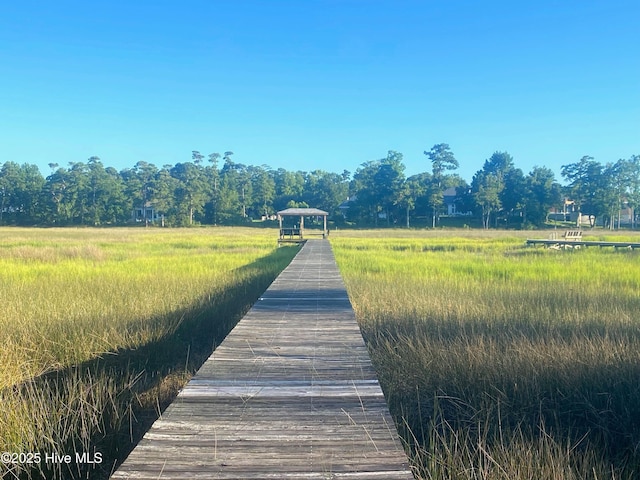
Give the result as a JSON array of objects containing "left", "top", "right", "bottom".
[
  {"left": 0, "top": 227, "right": 297, "bottom": 479},
  {"left": 331, "top": 230, "right": 640, "bottom": 479}
]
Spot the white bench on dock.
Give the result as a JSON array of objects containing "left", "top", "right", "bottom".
[
  {"left": 563, "top": 230, "right": 583, "bottom": 242},
  {"left": 111, "top": 240, "right": 414, "bottom": 479}
]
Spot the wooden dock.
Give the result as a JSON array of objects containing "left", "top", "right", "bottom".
[
  {"left": 526, "top": 239, "right": 640, "bottom": 249},
  {"left": 112, "top": 240, "right": 414, "bottom": 479}
]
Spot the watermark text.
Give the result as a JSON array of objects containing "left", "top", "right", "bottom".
[{"left": 1, "top": 451, "right": 102, "bottom": 466}]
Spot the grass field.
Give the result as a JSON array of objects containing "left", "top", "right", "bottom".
[
  {"left": 331, "top": 229, "right": 640, "bottom": 480},
  {"left": 0, "top": 227, "right": 297, "bottom": 479},
  {"left": 4, "top": 226, "right": 640, "bottom": 479}
]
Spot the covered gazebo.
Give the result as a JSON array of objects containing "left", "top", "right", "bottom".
[{"left": 277, "top": 208, "right": 328, "bottom": 243}]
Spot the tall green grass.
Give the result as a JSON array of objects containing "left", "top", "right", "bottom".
[
  {"left": 0, "top": 227, "right": 297, "bottom": 479},
  {"left": 331, "top": 230, "right": 640, "bottom": 480}
]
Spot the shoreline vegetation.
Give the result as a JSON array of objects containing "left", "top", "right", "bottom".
[
  {"left": 331, "top": 229, "right": 640, "bottom": 479},
  {"left": 3, "top": 226, "right": 640, "bottom": 479},
  {"left": 2, "top": 152, "right": 639, "bottom": 231}
]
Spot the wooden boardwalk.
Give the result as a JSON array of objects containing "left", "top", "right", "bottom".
[{"left": 112, "top": 240, "right": 414, "bottom": 479}]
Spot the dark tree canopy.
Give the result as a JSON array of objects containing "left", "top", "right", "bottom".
[{"left": 0, "top": 148, "right": 636, "bottom": 229}]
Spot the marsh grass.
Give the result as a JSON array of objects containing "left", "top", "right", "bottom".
[
  {"left": 0, "top": 227, "right": 297, "bottom": 479},
  {"left": 331, "top": 229, "right": 640, "bottom": 479}
]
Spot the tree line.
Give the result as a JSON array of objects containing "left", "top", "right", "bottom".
[{"left": 0, "top": 146, "right": 638, "bottom": 228}]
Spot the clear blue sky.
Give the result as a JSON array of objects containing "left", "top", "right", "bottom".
[{"left": 1, "top": 0, "right": 638, "bottom": 183}]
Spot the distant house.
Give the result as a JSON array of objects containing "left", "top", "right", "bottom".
[
  {"left": 548, "top": 198, "right": 637, "bottom": 227},
  {"left": 443, "top": 187, "right": 457, "bottom": 215},
  {"left": 443, "top": 187, "right": 471, "bottom": 216},
  {"left": 132, "top": 202, "right": 163, "bottom": 225},
  {"left": 618, "top": 202, "right": 635, "bottom": 225},
  {"left": 340, "top": 190, "right": 471, "bottom": 219},
  {"left": 547, "top": 199, "right": 577, "bottom": 222},
  {"left": 339, "top": 196, "right": 356, "bottom": 219}
]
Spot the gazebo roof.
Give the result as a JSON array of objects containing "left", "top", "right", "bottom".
[{"left": 277, "top": 208, "right": 328, "bottom": 217}]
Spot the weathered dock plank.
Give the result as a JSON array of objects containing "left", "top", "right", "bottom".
[{"left": 112, "top": 240, "right": 414, "bottom": 480}]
